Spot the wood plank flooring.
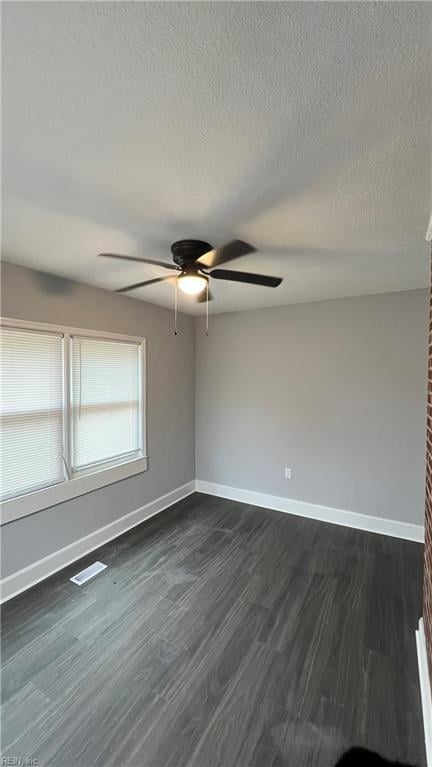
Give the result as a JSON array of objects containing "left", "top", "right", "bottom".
[{"left": 0, "top": 493, "right": 426, "bottom": 766}]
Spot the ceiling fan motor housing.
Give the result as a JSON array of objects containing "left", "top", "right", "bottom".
[{"left": 171, "top": 240, "right": 212, "bottom": 270}]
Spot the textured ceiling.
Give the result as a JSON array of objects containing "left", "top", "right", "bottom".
[{"left": 2, "top": 2, "right": 431, "bottom": 314}]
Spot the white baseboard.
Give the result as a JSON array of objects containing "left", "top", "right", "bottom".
[
  {"left": 416, "top": 618, "right": 432, "bottom": 767},
  {"left": 0, "top": 481, "right": 196, "bottom": 603},
  {"left": 196, "top": 480, "right": 424, "bottom": 542},
  {"left": 1, "top": 478, "right": 424, "bottom": 603}
]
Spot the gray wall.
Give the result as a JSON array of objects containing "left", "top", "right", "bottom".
[
  {"left": 1, "top": 263, "right": 428, "bottom": 579},
  {"left": 1, "top": 261, "right": 195, "bottom": 578},
  {"left": 195, "top": 289, "right": 428, "bottom": 525}
]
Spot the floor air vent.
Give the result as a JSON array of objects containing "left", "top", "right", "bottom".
[{"left": 70, "top": 561, "right": 107, "bottom": 585}]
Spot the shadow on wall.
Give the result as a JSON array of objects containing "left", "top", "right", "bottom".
[{"left": 33, "top": 272, "right": 78, "bottom": 295}]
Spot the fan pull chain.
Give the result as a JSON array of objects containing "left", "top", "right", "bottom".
[
  {"left": 205, "top": 281, "right": 209, "bottom": 336},
  {"left": 174, "top": 280, "right": 179, "bottom": 335}
]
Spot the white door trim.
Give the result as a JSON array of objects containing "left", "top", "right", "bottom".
[{"left": 416, "top": 618, "right": 432, "bottom": 766}]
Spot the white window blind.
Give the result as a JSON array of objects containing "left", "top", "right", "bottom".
[
  {"left": 0, "top": 327, "right": 64, "bottom": 501},
  {"left": 71, "top": 337, "right": 141, "bottom": 472}
]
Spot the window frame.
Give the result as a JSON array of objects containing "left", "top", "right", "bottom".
[{"left": 0, "top": 317, "right": 147, "bottom": 525}]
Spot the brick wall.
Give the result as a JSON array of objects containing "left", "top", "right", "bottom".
[{"left": 424, "top": 244, "right": 432, "bottom": 682}]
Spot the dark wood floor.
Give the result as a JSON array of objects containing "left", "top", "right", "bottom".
[{"left": 1, "top": 493, "right": 426, "bottom": 766}]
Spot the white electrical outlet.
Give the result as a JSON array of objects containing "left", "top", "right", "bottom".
[{"left": 284, "top": 467, "right": 292, "bottom": 479}]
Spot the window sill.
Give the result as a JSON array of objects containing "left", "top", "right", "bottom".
[{"left": 0, "top": 455, "right": 148, "bottom": 525}]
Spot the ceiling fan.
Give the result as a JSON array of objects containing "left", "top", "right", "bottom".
[{"left": 98, "top": 239, "right": 283, "bottom": 302}]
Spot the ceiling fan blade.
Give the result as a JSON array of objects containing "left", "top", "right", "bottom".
[
  {"left": 197, "top": 240, "right": 256, "bottom": 268},
  {"left": 99, "top": 253, "right": 180, "bottom": 270},
  {"left": 193, "top": 288, "right": 214, "bottom": 303},
  {"left": 210, "top": 269, "right": 282, "bottom": 288},
  {"left": 116, "top": 276, "right": 173, "bottom": 293}
]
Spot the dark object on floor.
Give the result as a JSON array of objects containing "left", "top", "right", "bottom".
[{"left": 336, "top": 747, "right": 416, "bottom": 766}]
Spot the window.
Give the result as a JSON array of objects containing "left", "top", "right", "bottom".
[
  {"left": 1, "top": 327, "right": 64, "bottom": 501},
  {"left": 0, "top": 320, "right": 147, "bottom": 523},
  {"left": 71, "top": 337, "right": 141, "bottom": 473}
]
